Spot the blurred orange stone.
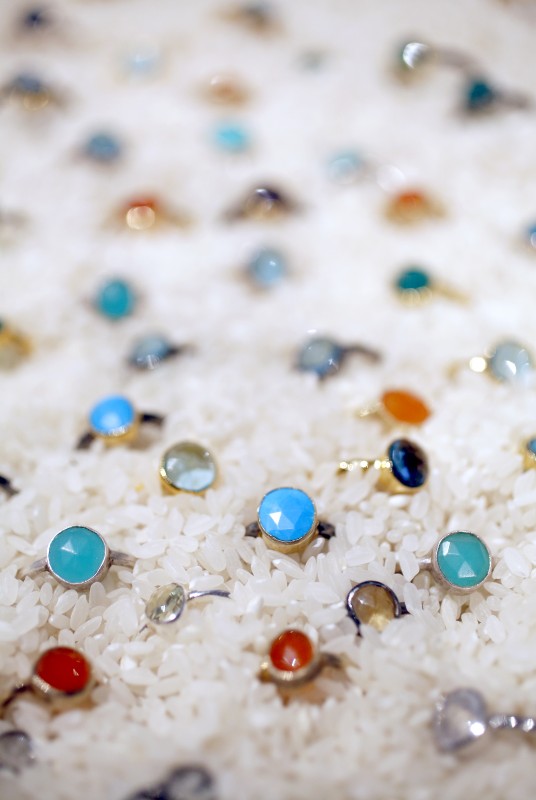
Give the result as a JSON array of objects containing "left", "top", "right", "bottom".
[
  {"left": 381, "top": 389, "right": 430, "bottom": 425},
  {"left": 385, "top": 189, "right": 442, "bottom": 224},
  {"left": 269, "top": 629, "right": 314, "bottom": 672},
  {"left": 34, "top": 647, "right": 91, "bottom": 694}
]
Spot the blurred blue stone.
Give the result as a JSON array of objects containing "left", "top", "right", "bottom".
[
  {"left": 297, "top": 336, "right": 345, "bottom": 378},
  {"left": 213, "top": 123, "right": 250, "bottom": 153},
  {"left": 21, "top": 7, "right": 51, "bottom": 30},
  {"left": 488, "top": 341, "right": 533, "bottom": 383},
  {"left": 526, "top": 222, "right": 536, "bottom": 249},
  {"left": 327, "top": 151, "right": 365, "bottom": 184},
  {"left": 10, "top": 72, "right": 45, "bottom": 95},
  {"left": 129, "top": 334, "right": 175, "bottom": 370},
  {"left": 94, "top": 278, "right": 136, "bottom": 320},
  {"left": 84, "top": 132, "right": 122, "bottom": 164},
  {"left": 465, "top": 78, "right": 497, "bottom": 113},
  {"left": 89, "top": 395, "right": 135, "bottom": 437},
  {"left": 124, "top": 44, "right": 161, "bottom": 77},
  {"left": 247, "top": 247, "right": 287, "bottom": 288}
]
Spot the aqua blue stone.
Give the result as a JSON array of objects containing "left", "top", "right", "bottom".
[
  {"left": 11, "top": 73, "right": 45, "bottom": 95},
  {"left": 94, "top": 278, "right": 136, "bottom": 319},
  {"left": 258, "top": 487, "right": 316, "bottom": 544},
  {"left": 297, "top": 337, "right": 345, "bottom": 378},
  {"left": 129, "top": 334, "right": 175, "bottom": 369},
  {"left": 488, "top": 341, "right": 533, "bottom": 383},
  {"left": 213, "top": 123, "right": 250, "bottom": 153},
  {"left": 327, "top": 151, "right": 365, "bottom": 184},
  {"left": 465, "top": 78, "right": 497, "bottom": 112},
  {"left": 436, "top": 532, "right": 491, "bottom": 589},
  {"left": 84, "top": 133, "right": 122, "bottom": 164},
  {"left": 247, "top": 247, "right": 287, "bottom": 288},
  {"left": 395, "top": 267, "right": 431, "bottom": 293},
  {"left": 527, "top": 438, "right": 536, "bottom": 456},
  {"left": 526, "top": 223, "right": 536, "bottom": 249},
  {"left": 48, "top": 526, "right": 106, "bottom": 585},
  {"left": 89, "top": 395, "right": 135, "bottom": 437},
  {"left": 388, "top": 439, "right": 428, "bottom": 488}
]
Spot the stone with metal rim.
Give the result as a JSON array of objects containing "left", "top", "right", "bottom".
[
  {"left": 76, "top": 394, "right": 164, "bottom": 450},
  {"left": 346, "top": 581, "right": 408, "bottom": 632},
  {"left": 258, "top": 629, "right": 342, "bottom": 690},
  {"left": 296, "top": 335, "right": 381, "bottom": 379},
  {"left": 338, "top": 437, "right": 429, "bottom": 493},
  {"left": 144, "top": 582, "right": 230, "bottom": 629},
  {"left": 462, "top": 340, "right": 534, "bottom": 384},
  {"left": 160, "top": 442, "right": 217, "bottom": 494}
]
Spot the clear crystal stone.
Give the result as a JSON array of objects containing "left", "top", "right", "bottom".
[
  {"left": 0, "top": 730, "right": 35, "bottom": 771},
  {"left": 433, "top": 688, "right": 489, "bottom": 752},
  {"left": 146, "top": 584, "right": 187, "bottom": 625}
]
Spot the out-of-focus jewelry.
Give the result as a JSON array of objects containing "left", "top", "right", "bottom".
[
  {"left": 393, "top": 266, "right": 467, "bottom": 305},
  {"left": 355, "top": 389, "right": 431, "bottom": 428},
  {"left": 346, "top": 581, "right": 408, "bottom": 632},
  {"left": 338, "top": 438, "right": 429, "bottom": 493},
  {"left": 296, "top": 335, "right": 381, "bottom": 379},
  {"left": 160, "top": 442, "right": 217, "bottom": 494},
  {"left": 76, "top": 395, "right": 164, "bottom": 449},
  {"left": 0, "top": 319, "right": 31, "bottom": 368},
  {"left": 127, "top": 334, "right": 187, "bottom": 370},
  {"left": 454, "top": 340, "right": 534, "bottom": 384},
  {"left": 224, "top": 185, "right": 299, "bottom": 221}
]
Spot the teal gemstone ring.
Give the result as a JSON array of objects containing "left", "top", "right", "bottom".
[
  {"left": 25, "top": 525, "right": 136, "bottom": 589},
  {"left": 412, "top": 531, "right": 493, "bottom": 594}
]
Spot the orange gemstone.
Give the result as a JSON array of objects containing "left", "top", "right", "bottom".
[
  {"left": 125, "top": 196, "right": 158, "bottom": 212},
  {"left": 385, "top": 189, "right": 442, "bottom": 224},
  {"left": 269, "top": 629, "right": 314, "bottom": 672},
  {"left": 34, "top": 647, "right": 91, "bottom": 695},
  {"left": 381, "top": 389, "right": 431, "bottom": 425}
]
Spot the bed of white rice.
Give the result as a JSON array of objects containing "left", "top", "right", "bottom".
[{"left": 2, "top": 0, "right": 536, "bottom": 797}]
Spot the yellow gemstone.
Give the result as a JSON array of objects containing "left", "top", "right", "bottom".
[{"left": 349, "top": 583, "right": 397, "bottom": 632}]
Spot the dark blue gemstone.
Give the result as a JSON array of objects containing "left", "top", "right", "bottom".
[
  {"left": 11, "top": 73, "right": 45, "bottom": 95},
  {"left": 388, "top": 439, "right": 428, "bottom": 489},
  {"left": 22, "top": 7, "right": 51, "bottom": 29},
  {"left": 465, "top": 79, "right": 497, "bottom": 112}
]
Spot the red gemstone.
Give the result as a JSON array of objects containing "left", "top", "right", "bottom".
[
  {"left": 34, "top": 647, "right": 91, "bottom": 695},
  {"left": 125, "top": 196, "right": 158, "bottom": 212},
  {"left": 269, "top": 629, "right": 314, "bottom": 672}
]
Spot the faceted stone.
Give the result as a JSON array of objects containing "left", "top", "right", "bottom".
[
  {"left": 488, "top": 341, "right": 533, "bottom": 383},
  {"left": 94, "top": 277, "right": 136, "bottom": 319},
  {"left": 0, "top": 730, "right": 34, "bottom": 771},
  {"left": 388, "top": 438, "right": 428, "bottom": 488},
  {"left": 269, "top": 630, "right": 314, "bottom": 672},
  {"left": 213, "top": 123, "right": 250, "bottom": 153},
  {"left": 89, "top": 395, "right": 136, "bottom": 437},
  {"left": 297, "top": 336, "right": 344, "bottom": 378},
  {"left": 381, "top": 389, "right": 431, "bottom": 425},
  {"left": 258, "top": 487, "right": 316, "bottom": 544},
  {"left": 327, "top": 151, "right": 365, "bottom": 185},
  {"left": 465, "top": 78, "right": 498, "bottom": 113},
  {"left": 433, "top": 688, "right": 488, "bottom": 752},
  {"left": 160, "top": 442, "right": 217, "bottom": 493},
  {"left": 247, "top": 247, "right": 287, "bottom": 288},
  {"left": 84, "top": 133, "right": 122, "bottom": 164},
  {"left": 348, "top": 583, "right": 397, "bottom": 632},
  {"left": 34, "top": 646, "right": 91, "bottom": 695},
  {"left": 436, "top": 531, "right": 491, "bottom": 589},
  {"left": 385, "top": 189, "right": 441, "bottom": 224},
  {"left": 395, "top": 267, "right": 431, "bottom": 294},
  {"left": 129, "top": 334, "right": 175, "bottom": 370},
  {"left": 146, "top": 584, "right": 187, "bottom": 625},
  {"left": 48, "top": 526, "right": 106, "bottom": 585}
]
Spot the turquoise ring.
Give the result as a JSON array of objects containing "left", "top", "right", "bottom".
[
  {"left": 25, "top": 526, "right": 135, "bottom": 589},
  {"left": 408, "top": 531, "right": 493, "bottom": 595},
  {"left": 76, "top": 394, "right": 164, "bottom": 449}
]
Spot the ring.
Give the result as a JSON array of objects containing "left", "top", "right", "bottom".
[
  {"left": 355, "top": 388, "right": 431, "bottom": 427},
  {"left": 245, "top": 246, "right": 288, "bottom": 289},
  {"left": 128, "top": 334, "right": 188, "bottom": 370},
  {"left": 338, "top": 438, "right": 429, "bottom": 493},
  {"left": 0, "top": 319, "right": 31, "bottom": 369},
  {"left": 258, "top": 629, "right": 342, "bottom": 689},
  {"left": 76, "top": 394, "right": 164, "bottom": 449},
  {"left": 346, "top": 581, "right": 409, "bottom": 632},
  {"left": 25, "top": 525, "right": 136, "bottom": 589},
  {"left": 394, "top": 38, "right": 476, "bottom": 78},
  {"left": 202, "top": 72, "right": 250, "bottom": 106},
  {"left": 92, "top": 277, "right": 137, "bottom": 321},
  {"left": 393, "top": 266, "right": 467, "bottom": 305},
  {"left": 462, "top": 75, "right": 531, "bottom": 115},
  {"left": 143, "top": 583, "right": 230, "bottom": 629},
  {"left": 403, "top": 530, "right": 492, "bottom": 595},
  {"left": 245, "top": 487, "right": 336, "bottom": 554},
  {"left": 0, "top": 475, "right": 18, "bottom": 497},
  {"left": 296, "top": 335, "right": 381, "bottom": 379},
  {"left": 384, "top": 188, "right": 444, "bottom": 225},
  {"left": 2, "top": 71, "right": 64, "bottom": 110},
  {"left": 160, "top": 441, "right": 217, "bottom": 494},
  {"left": 0, "top": 730, "right": 34, "bottom": 772},
  {"left": 82, "top": 131, "right": 123, "bottom": 165},
  {"left": 433, "top": 687, "right": 536, "bottom": 753},
  {"left": 1, "top": 646, "right": 93, "bottom": 716},
  {"left": 112, "top": 195, "right": 192, "bottom": 231},
  {"left": 454, "top": 340, "right": 534, "bottom": 384},
  {"left": 127, "top": 766, "right": 216, "bottom": 800},
  {"left": 224, "top": 184, "right": 298, "bottom": 222}
]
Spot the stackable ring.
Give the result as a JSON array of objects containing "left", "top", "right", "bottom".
[
  {"left": 338, "top": 438, "right": 429, "bottom": 493},
  {"left": 433, "top": 687, "right": 536, "bottom": 753},
  {"left": 128, "top": 334, "right": 188, "bottom": 370},
  {"left": 159, "top": 441, "right": 217, "bottom": 494},
  {"left": 258, "top": 629, "right": 342, "bottom": 689},
  {"left": 296, "top": 335, "right": 381, "bottom": 379},
  {"left": 346, "top": 581, "right": 408, "bottom": 632},
  {"left": 405, "top": 531, "right": 492, "bottom": 594},
  {"left": 0, "top": 319, "right": 31, "bottom": 369},
  {"left": 224, "top": 184, "right": 299, "bottom": 222},
  {"left": 112, "top": 195, "right": 192, "bottom": 231},
  {"left": 25, "top": 525, "right": 135, "bottom": 589},
  {"left": 143, "top": 583, "right": 230, "bottom": 629},
  {"left": 1, "top": 647, "right": 93, "bottom": 716},
  {"left": 453, "top": 340, "right": 534, "bottom": 384},
  {"left": 355, "top": 388, "right": 431, "bottom": 428},
  {"left": 393, "top": 266, "right": 467, "bottom": 305},
  {"left": 245, "top": 487, "right": 335, "bottom": 554},
  {"left": 76, "top": 394, "right": 164, "bottom": 449}
]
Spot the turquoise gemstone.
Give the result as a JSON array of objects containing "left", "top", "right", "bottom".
[
  {"left": 488, "top": 341, "right": 533, "bottom": 383},
  {"left": 527, "top": 438, "right": 536, "bottom": 456},
  {"left": 436, "top": 532, "right": 491, "bottom": 589},
  {"left": 213, "top": 123, "right": 250, "bottom": 153},
  {"left": 89, "top": 395, "right": 135, "bottom": 437},
  {"left": 257, "top": 487, "right": 316, "bottom": 544},
  {"left": 297, "top": 337, "right": 345, "bottom": 378},
  {"left": 160, "top": 442, "right": 217, "bottom": 493},
  {"left": 247, "top": 247, "right": 287, "bottom": 288},
  {"left": 465, "top": 78, "right": 497, "bottom": 113},
  {"left": 84, "top": 133, "right": 122, "bottom": 164},
  {"left": 327, "top": 151, "right": 365, "bottom": 185},
  {"left": 94, "top": 278, "right": 136, "bottom": 320},
  {"left": 128, "top": 334, "right": 175, "bottom": 370},
  {"left": 48, "top": 526, "right": 107, "bottom": 585},
  {"left": 388, "top": 439, "right": 428, "bottom": 488},
  {"left": 396, "top": 267, "right": 431, "bottom": 293}
]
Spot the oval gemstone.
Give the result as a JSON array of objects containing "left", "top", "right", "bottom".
[
  {"left": 388, "top": 438, "right": 428, "bottom": 488},
  {"left": 94, "top": 277, "right": 136, "bottom": 319},
  {"left": 84, "top": 132, "right": 122, "bottom": 164},
  {"left": 385, "top": 189, "right": 440, "bottom": 224},
  {"left": 348, "top": 583, "right": 397, "bottom": 632},
  {"left": 213, "top": 123, "right": 250, "bottom": 153},
  {"left": 89, "top": 395, "right": 135, "bottom": 437},
  {"left": 297, "top": 337, "right": 344, "bottom": 378},
  {"left": 160, "top": 442, "right": 217, "bottom": 493},
  {"left": 436, "top": 531, "right": 491, "bottom": 589},
  {"left": 269, "top": 630, "right": 314, "bottom": 672},
  {"left": 146, "top": 584, "right": 187, "bottom": 625},
  {"left": 247, "top": 247, "right": 287, "bottom": 288},
  {"left": 128, "top": 334, "right": 175, "bottom": 370},
  {"left": 124, "top": 197, "right": 159, "bottom": 230},
  {"left": 34, "top": 647, "right": 91, "bottom": 695},
  {"left": 395, "top": 267, "right": 431, "bottom": 294},
  {"left": 258, "top": 487, "right": 316, "bottom": 546},
  {"left": 48, "top": 526, "right": 107, "bottom": 585},
  {"left": 488, "top": 341, "right": 533, "bottom": 383},
  {"left": 381, "top": 389, "right": 431, "bottom": 425}
]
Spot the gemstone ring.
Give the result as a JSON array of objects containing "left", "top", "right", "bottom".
[
  {"left": 160, "top": 441, "right": 217, "bottom": 494},
  {"left": 346, "top": 581, "right": 409, "bottom": 632},
  {"left": 224, "top": 184, "right": 298, "bottom": 222},
  {"left": 459, "top": 340, "right": 534, "bottom": 384},
  {"left": 393, "top": 266, "right": 467, "bottom": 305},
  {"left": 245, "top": 487, "right": 336, "bottom": 555},
  {"left": 143, "top": 583, "right": 230, "bottom": 630},
  {"left": 355, "top": 388, "right": 431, "bottom": 428},
  {"left": 296, "top": 335, "right": 381, "bottom": 379},
  {"left": 113, "top": 195, "right": 192, "bottom": 231},
  {"left": 76, "top": 394, "right": 164, "bottom": 449},
  {"left": 406, "top": 531, "right": 493, "bottom": 595},
  {"left": 258, "top": 629, "right": 342, "bottom": 690},
  {"left": 128, "top": 334, "right": 188, "bottom": 370},
  {"left": 25, "top": 525, "right": 136, "bottom": 589},
  {"left": 338, "top": 437, "right": 429, "bottom": 493}
]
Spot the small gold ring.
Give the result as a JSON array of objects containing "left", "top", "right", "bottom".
[
  {"left": 338, "top": 438, "right": 429, "bottom": 493},
  {"left": 258, "top": 629, "right": 342, "bottom": 690}
]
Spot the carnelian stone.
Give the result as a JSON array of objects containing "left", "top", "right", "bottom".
[
  {"left": 269, "top": 630, "right": 314, "bottom": 672},
  {"left": 385, "top": 189, "right": 441, "bottom": 224},
  {"left": 126, "top": 197, "right": 158, "bottom": 211},
  {"left": 34, "top": 647, "right": 91, "bottom": 695},
  {"left": 381, "top": 389, "right": 431, "bottom": 425}
]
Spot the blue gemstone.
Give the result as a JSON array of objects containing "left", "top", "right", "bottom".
[
  {"left": 527, "top": 438, "right": 536, "bottom": 456},
  {"left": 94, "top": 278, "right": 136, "bottom": 320},
  {"left": 84, "top": 133, "right": 122, "bottom": 164},
  {"left": 129, "top": 334, "right": 175, "bottom": 369},
  {"left": 89, "top": 395, "right": 135, "bottom": 437},
  {"left": 213, "top": 123, "right": 250, "bottom": 153},
  {"left": 465, "top": 78, "right": 498, "bottom": 112},
  {"left": 395, "top": 267, "right": 431, "bottom": 293},
  {"left": 247, "top": 247, "right": 287, "bottom": 288},
  {"left": 488, "top": 341, "right": 533, "bottom": 383},
  {"left": 124, "top": 45, "right": 161, "bottom": 76},
  {"left": 388, "top": 439, "right": 428, "bottom": 489},
  {"left": 526, "top": 223, "right": 536, "bottom": 249},
  {"left": 11, "top": 73, "right": 45, "bottom": 95},
  {"left": 258, "top": 487, "right": 316, "bottom": 544},
  {"left": 22, "top": 7, "right": 51, "bottom": 29},
  {"left": 327, "top": 151, "right": 365, "bottom": 184},
  {"left": 48, "top": 526, "right": 106, "bottom": 585},
  {"left": 297, "top": 337, "right": 344, "bottom": 378}
]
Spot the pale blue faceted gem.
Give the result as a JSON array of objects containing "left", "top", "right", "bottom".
[
  {"left": 327, "top": 151, "right": 365, "bottom": 184},
  {"left": 129, "top": 334, "right": 174, "bottom": 369},
  {"left": 84, "top": 133, "right": 122, "bottom": 164},
  {"left": 488, "top": 341, "right": 533, "bottom": 383},
  {"left": 48, "top": 526, "right": 106, "bottom": 585},
  {"left": 258, "top": 487, "right": 316, "bottom": 543},
  {"left": 297, "top": 337, "right": 344, "bottom": 378},
  {"left": 89, "top": 395, "right": 135, "bottom": 437},
  {"left": 213, "top": 123, "right": 250, "bottom": 153},
  {"left": 247, "top": 247, "right": 287, "bottom": 288}
]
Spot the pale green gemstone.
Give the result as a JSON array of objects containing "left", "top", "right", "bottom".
[
  {"left": 160, "top": 441, "right": 216, "bottom": 493},
  {"left": 146, "top": 583, "right": 187, "bottom": 625}
]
